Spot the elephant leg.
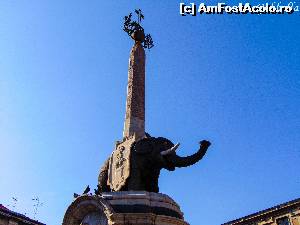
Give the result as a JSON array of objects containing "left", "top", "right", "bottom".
[
  {"left": 145, "top": 171, "right": 160, "bottom": 193},
  {"left": 98, "top": 158, "right": 111, "bottom": 192},
  {"left": 127, "top": 169, "right": 144, "bottom": 191}
]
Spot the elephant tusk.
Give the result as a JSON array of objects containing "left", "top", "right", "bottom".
[{"left": 160, "top": 143, "right": 180, "bottom": 156}]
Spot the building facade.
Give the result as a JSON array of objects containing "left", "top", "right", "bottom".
[
  {"left": 223, "top": 198, "right": 300, "bottom": 225},
  {"left": 0, "top": 204, "right": 45, "bottom": 225}
]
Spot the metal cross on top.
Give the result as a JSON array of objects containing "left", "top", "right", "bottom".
[{"left": 123, "top": 9, "right": 154, "bottom": 49}]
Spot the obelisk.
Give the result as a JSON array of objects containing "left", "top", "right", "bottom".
[
  {"left": 123, "top": 32, "right": 146, "bottom": 140},
  {"left": 62, "top": 10, "right": 191, "bottom": 225}
]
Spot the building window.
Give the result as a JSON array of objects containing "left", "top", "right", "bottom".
[{"left": 277, "top": 217, "right": 291, "bottom": 225}]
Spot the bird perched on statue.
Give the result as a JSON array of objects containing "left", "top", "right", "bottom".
[
  {"left": 83, "top": 185, "right": 90, "bottom": 195},
  {"left": 94, "top": 185, "right": 101, "bottom": 195},
  {"left": 73, "top": 193, "right": 79, "bottom": 198}
]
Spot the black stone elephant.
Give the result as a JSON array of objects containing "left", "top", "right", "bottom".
[{"left": 97, "top": 136, "right": 211, "bottom": 193}]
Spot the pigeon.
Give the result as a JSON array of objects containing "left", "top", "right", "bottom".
[
  {"left": 73, "top": 193, "right": 79, "bottom": 198},
  {"left": 94, "top": 185, "right": 101, "bottom": 195},
  {"left": 94, "top": 188, "right": 100, "bottom": 195},
  {"left": 83, "top": 185, "right": 90, "bottom": 195}
]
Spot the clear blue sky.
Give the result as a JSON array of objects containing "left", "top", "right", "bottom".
[{"left": 1, "top": 1, "right": 299, "bottom": 224}]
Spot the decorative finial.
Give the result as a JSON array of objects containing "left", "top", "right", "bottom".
[{"left": 123, "top": 9, "right": 154, "bottom": 49}]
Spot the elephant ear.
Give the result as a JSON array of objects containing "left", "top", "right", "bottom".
[{"left": 133, "top": 137, "right": 154, "bottom": 154}]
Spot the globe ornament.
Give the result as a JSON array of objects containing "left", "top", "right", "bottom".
[{"left": 123, "top": 9, "right": 154, "bottom": 49}]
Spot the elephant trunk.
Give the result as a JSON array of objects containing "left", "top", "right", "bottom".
[{"left": 170, "top": 146, "right": 208, "bottom": 168}]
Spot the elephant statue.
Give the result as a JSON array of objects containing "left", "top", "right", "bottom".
[{"left": 97, "top": 136, "right": 211, "bottom": 193}]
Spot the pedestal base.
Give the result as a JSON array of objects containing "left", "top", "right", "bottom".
[{"left": 63, "top": 191, "right": 189, "bottom": 225}]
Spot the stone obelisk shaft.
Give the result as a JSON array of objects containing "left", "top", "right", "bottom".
[{"left": 123, "top": 42, "right": 145, "bottom": 139}]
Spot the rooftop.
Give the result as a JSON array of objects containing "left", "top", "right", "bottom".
[
  {"left": 0, "top": 204, "right": 45, "bottom": 225},
  {"left": 222, "top": 197, "right": 300, "bottom": 225}
]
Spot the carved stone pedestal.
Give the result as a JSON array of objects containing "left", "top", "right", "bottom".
[{"left": 62, "top": 191, "right": 189, "bottom": 225}]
